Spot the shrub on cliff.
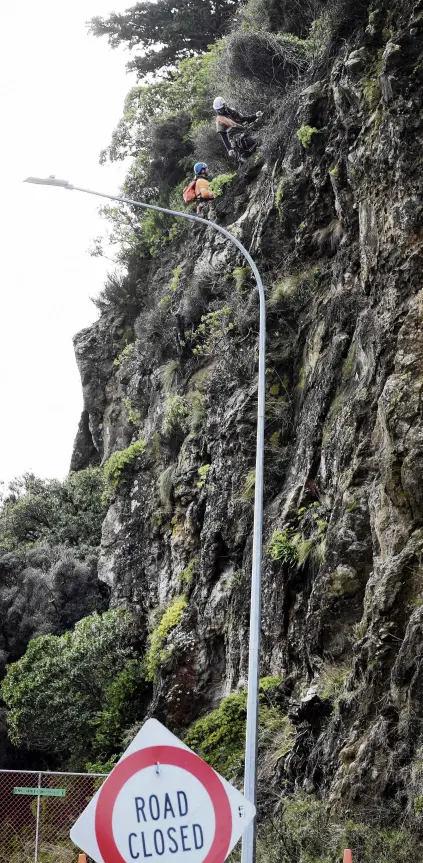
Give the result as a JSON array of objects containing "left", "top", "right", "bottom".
[
  {"left": 0, "top": 550, "right": 109, "bottom": 669},
  {"left": 100, "top": 50, "right": 220, "bottom": 168},
  {"left": 256, "top": 797, "right": 422, "bottom": 863},
  {"left": 103, "top": 439, "right": 147, "bottom": 497},
  {"left": 227, "top": 30, "right": 312, "bottom": 87},
  {"left": 91, "top": 270, "right": 142, "bottom": 316},
  {"left": 1, "top": 609, "right": 148, "bottom": 768},
  {"left": 145, "top": 596, "right": 188, "bottom": 681},
  {"left": 95, "top": 46, "right": 224, "bottom": 263},
  {"left": 239, "top": 0, "right": 324, "bottom": 35},
  {"left": 184, "top": 677, "right": 288, "bottom": 780},
  {"left": 0, "top": 469, "right": 109, "bottom": 674},
  {"left": 191, "top": 122, "right": 229, "bottom": 175},
  {"left": 0, "top": 468, "right": 107, "bottom": 553}
]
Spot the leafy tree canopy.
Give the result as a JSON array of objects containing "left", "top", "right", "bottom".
[
  {"left": 93, "top": 45, "right": 223, "bottom": 267},
  {"left": 89, "top": 0, "right": 238, "bottom": 79},
  {"left": 0, "top": 468, "right": 107, "bottom": 553},
  {"left": 100, "top": 49, "right": 220, "bottom": 167},
  {"left": 0, "top": 550, "right": 108, "bottom": 668},
  {"left": 0, "top": 469, "right": 109, "bottom": 673},
  {"left": 1, "top": 610, "right": 148, "bottom": 769}
]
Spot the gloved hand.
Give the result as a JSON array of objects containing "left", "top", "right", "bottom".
[{"left": 228, "top": 149, "right": 236, "bottom": 158}]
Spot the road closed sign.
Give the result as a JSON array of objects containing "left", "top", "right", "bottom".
[{"left": 70, "top": 718, "right": 256, "bottom": 863}]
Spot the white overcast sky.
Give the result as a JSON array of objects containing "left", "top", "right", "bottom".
[{"left": 0, "top": 0, "right": 137, "bottom": 487}]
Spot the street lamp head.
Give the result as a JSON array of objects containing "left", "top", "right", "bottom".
[{"left": 24, "top": 176, "right": 73, "bottom": 189}]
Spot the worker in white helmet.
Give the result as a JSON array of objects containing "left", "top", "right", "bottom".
[{"left": 213, "top": 96, "right": 263, "bottom": 161}]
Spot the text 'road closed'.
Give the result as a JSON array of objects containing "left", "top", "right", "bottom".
[{"left": 128, "top": 791, "right": 204, "bottom": 860}]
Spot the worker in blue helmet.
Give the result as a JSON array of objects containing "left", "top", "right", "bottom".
[{"left": 183, "top": 163, "right": 215, "bottom": 214}]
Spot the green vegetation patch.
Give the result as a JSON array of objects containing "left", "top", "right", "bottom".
[
  {"left": 184, "top": 677, "right": 289, "bottom": 779},
  {"left": 185, "top": 690, "right": 247, "bottom": 777},
  {"left": 184, "top": 307, "right": 234, "bottom": 357},
  {"left": 240, "top": 469, "right": 256, "bottom": 501},
  {"left": 269, "top": 503, "right": 327, "bottom": 568},
  {"left": 256, "top": 795, "right": 423, "bottom": 863},
  {"left": 145, "top": 596, "right": 188, "bottom": 681},
  {"left": 125, "top": 398, "right": 141, "bottom": 427},
  {"left": 114, "top": 343, "right": 134, "bottom": 368},
  {"left": 161, "top": 390, "right": 206, "bottom": 441},
  {"left": 270, "top": 274, "right": 301, "bottom": 304},
  {"left": 103, "top": 440, "right": 146, "bottom": 495},
  {"left": 197, "top": 464, "right": 210, "bottom": 489},
  {"left": 162, "top": 395, "right": 189, "bottom": 436},
  {"left": 169, "top": 264, "right": 183, "bottom": 293},
  {"left": 158, "top": 293, "right": 172, "bottom": 311},
  {"left": 158, "top": 268, "right": 182, "bottom": 311},
  {"left": 269, "top": 528, "right": 300, "bottom": 565},
  {"left": 91, "top": 658, "right": 148, "bottom": 761},
  {"left": 296, "top": 125, "right": 321, "bottom": 149},
  {"left": 178, "top": 558, "right": 199, "bottom": 588},
  {"left": 0, "top": 610, "right": 145, "bottom": 769},
  {"left": 317, "top": 663, "right": 351, "bottom": 701},
  {"left": 270, "top": 267, "right": 321, "bottom": 306},
  {"left": 233, "top": 266, "right": 249, "bottom": 293},
  {"left": 0, "top": 468, "right": 107, "bottom": 553},
  {"left": 364, "top": 77, "right": 381, "bottom": 109},
  {"left": 208, "top": 173, "right": 236, "bottom": 198}
]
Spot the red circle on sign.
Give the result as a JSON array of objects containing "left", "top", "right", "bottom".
[{"left": 95, "top": 745, "right": 232, "bottom": 863}]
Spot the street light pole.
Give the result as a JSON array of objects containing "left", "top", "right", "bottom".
[{"left": 24, "top": 176, "right": 265, "bottom": 863}]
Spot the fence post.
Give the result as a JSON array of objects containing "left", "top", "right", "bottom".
[
  {"left": 34, "top": 772, "right": 41, "bottom": 863},
  {"left": 343, "top": 851, "right": 353, "bottom": 863}
]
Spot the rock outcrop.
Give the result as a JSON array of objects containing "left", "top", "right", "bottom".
[{"left": 72, "top": 0, "right": 423, "bottom": 823}]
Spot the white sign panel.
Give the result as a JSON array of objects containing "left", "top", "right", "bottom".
[{"left": 71, "top": 718, "right": 255, "bottom": 863}]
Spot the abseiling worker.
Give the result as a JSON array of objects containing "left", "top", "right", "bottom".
[
  {"left": 183, "top": 162, "right": 215, "bottom": 214},
  {"left": 213, "top": 96, "right": 263, "bottom": 160}
]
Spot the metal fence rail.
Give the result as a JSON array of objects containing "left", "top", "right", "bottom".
[{"left": 0, "top": 768, "right": 108, "bottom": 863}]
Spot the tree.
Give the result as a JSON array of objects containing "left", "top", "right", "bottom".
[
  {"left": 94, "top": 46, "right": 222, "bottom": 266},
  {"left": 0, "top": 553, "right": 108, "bottom": 668},
  {"left": 0, "top": 469, "right": 109, "bottom": 673},
  {"left": 1, "top": 610, "right": 148, "bottom": 768},
  {"left": 89, "top": 0, "right": 238, "bottom": 78},
  {"left": 0, "top": 469, "right": 107, "bottom": 552},
  {"left": 100, "top": 49, "right": 219, "bottom": 167}
]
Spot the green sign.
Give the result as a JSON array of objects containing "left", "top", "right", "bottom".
[{"left": 13, "top": 787, "right": 66, "bottom": 798}]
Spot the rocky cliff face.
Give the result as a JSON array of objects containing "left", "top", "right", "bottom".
[{"left": 73, "top": 0, "right": 423, "bottom": 824}]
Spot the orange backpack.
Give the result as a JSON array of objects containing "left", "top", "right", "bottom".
[{"left": 183, "top": 179, "right": 198, "bottom": 204}]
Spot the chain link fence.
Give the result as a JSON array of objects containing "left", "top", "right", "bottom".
[{"left": 0, "top": 768, "right": 108, "bottom": 863}]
